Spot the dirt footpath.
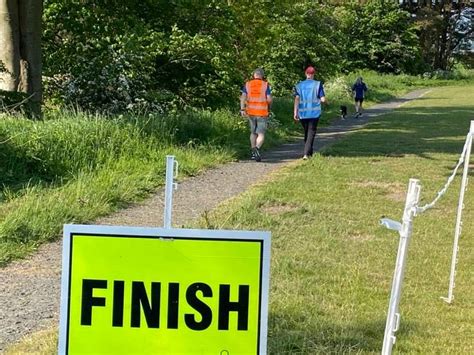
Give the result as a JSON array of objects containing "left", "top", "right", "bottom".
[{"left": 0, "top": 89, "right": 430, "bottom": 351}]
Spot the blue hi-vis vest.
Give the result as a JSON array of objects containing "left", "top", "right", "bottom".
[{"left": 296, "top": 80, "right": 321, "bottom": 119}]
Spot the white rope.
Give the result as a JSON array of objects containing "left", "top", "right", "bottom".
[{"left": 416, "top": 134, "right": 470, "bottom": 214}]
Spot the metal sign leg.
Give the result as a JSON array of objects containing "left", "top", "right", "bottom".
[
  {"left": 381, "top": 179, "right": 421, "bottom": 355},
  {"left": 164, "top": 155, "right": 178, "bottom": 229},
  {"left": 442, "top": 121, "right": 473, "bottom": 303}
]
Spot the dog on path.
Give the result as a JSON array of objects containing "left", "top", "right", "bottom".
[{"left": 340, "top": 105, "right": 347, "bottom": 120}]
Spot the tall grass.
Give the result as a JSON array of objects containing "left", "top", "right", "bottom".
[
  {"left": 0, "top": 110, "right": 233, "bottom": 264},
  {"left": 0, "top": 105, "right": 300, "bottom": 265}
]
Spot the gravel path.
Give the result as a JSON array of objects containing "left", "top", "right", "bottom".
[{"left": 0, "top": 89, "right": 430, "bottom": 352}]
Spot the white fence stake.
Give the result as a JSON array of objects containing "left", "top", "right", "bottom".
[
  {"left": 381, "top": 178, "right": 421, "bottom": 355},
  {"left": 442, "top": 120, "right": 474, "bottom": 304},
  {"left": 163, "top": 155, "right": 178, "bottom": 229}
]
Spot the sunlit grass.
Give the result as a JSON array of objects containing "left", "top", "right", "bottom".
[
  {"left": 0, "top": 109, "right": 271, "bottom": 265},
  {"left": 193, "top": 85, "right": 474, "bottom": 353},
  {"left": 4, "top": 328, "right": 57, "bottom": 355}
]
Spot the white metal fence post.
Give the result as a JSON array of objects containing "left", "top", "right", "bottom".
[
  {"left": 381, "top": 178, "right": 421, "bottom": 355},
  {"left": 164, "top": 155, "right": 178, "bottom": 229},
  {"left": 443, "top": 120, "right": 474, "bottom": 303}
]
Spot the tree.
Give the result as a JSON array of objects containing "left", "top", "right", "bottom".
[
  {"left": 0, "top": 0, "right": 43, "bottom": 117},
  {"left": 338, "top": 0, "right": 422, "bottom": 74},
  {"left": 258, "top": 1, "right": 343, "bottom": 94},
  {"left": 42, "top": 0, "right": 242, "bottom": 111},
  {"left": 400, "top": 0, "right": 474, "bottom": 70}
]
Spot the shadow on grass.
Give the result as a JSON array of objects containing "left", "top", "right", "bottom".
[
  {"left": 0, "top": 135, "right": 47, "bottom": 202},
  {"left": 322, "top": 105, "right": 474, "bottom": 161},
  {"left": 268, "top": 312, "right": 418, "bottom": 353}
]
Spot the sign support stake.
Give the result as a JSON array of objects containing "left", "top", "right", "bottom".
[
  {"left": 164, "top": 155, "right": 178, "bottom": 229},
  {"left": 442, "top": 120, "right": 473, "bottom": 304},
  {"left": 381, "top": 178, "right": 421, "bottom": 355}
]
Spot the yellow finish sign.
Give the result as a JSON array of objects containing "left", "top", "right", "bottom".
[{"left": 58, "top": 225, "right": 271, "bottom": 355}]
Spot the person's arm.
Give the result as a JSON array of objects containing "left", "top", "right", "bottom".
[
  {"left": 293, "top": 85, "right": 300, "bottom": 121},
  {"left": 266, "top": 94, "right": 273, "bottom": 106},
  {"left": 319, "top": 84, "right": 327, "bottom": 105},
  {"left": 266, "top": 84, "right": 273, "bottom": 110},
  {"left": 240, "top": 88, "right": 247, "bottom": 116},
  {"left": 293, "top": 95, "right": 299, "bottom": 121},
  {"left": 266, "top": 94, "right": 273, "bottom": 114}
]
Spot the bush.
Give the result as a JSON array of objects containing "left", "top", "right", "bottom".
[
  {"left": 422, "top": 63, "right": 473, "bottom": 80},
  {"left": 42, "top": 1, "right": 242, "bottom": 113},
  {"left": 324, "top": 76, "right": 352, "bottom": 102},
  {"left": 43, "top": 29, "right": 163, "bottom": 113}
]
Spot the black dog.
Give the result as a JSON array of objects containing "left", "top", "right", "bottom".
[{"left": 340, "top": 105, "right": 347, "bottom": 120}]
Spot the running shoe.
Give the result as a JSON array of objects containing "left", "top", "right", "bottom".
[{"left": 254, "top": 148, "right": 262, "bottom": 162}]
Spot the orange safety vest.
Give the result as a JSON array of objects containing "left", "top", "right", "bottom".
[{"left": 245, "top": 79, "right": 269, "bottom": 117}]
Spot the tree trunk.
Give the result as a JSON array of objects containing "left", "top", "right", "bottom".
[
  {"left": 19, "top": 0, "right": 42, "bottom": 117},
  {"left": 0, "top": 0, "right": 20, "bottom": 91},
  {"left": 0, "top": 0, "right": 42, "bottom": 118}
]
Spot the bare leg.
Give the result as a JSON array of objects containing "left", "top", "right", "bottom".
[
  {"left": 256, "top": 133, "right": 265, "bottom": 149},
  {"left": 250, "top": 133, "right": 257, "bottom": 149}
]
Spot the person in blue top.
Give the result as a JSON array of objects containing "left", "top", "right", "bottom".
[
  {"left": 351, "top": 76, "right": 368, "bottom": 118},
  {"left": 293, "top": 66, "right": 326, "bottom": 160}
]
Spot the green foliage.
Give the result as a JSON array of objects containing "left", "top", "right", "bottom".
[
  {"left": 323, "top": 76, "right": 353, "bottom": 103},
  {"left": 261, "top": 3, "right": 343, "bottom": 95},
  {"left": 43, "top": 0, "right": 242, "bottom": 111},
  {"left": 152, "top": 1, "right": 243, "bottom": 108},
  {"left": 338, "top": 0, "right": 423, "bottom": 74},
  {"left": 40, "top": 0, "right": 471, "bottom": 112},
  {"left": 43, "top": 0, "right": 164, "bottom": 112},
  {"left": 156, "top": 25, "right": 240, "bottom": 108}
]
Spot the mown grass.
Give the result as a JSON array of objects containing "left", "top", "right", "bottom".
[
  {"left": 192, "top": 84, "right": 474, "bottom": 353},
  {"left": 320, "top": 68, "right": 474, "bottom": 124}
]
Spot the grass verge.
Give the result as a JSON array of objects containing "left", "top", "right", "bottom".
[
  {"left": 4, "top": 328, "right": 57, "bottom": 355},
  {"left": 0, "top": 106, "right": 294, "bottom": 265}
]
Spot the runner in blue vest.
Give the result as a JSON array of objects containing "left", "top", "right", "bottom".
[{"left": 293, "top": 66, "right": 326, "bottom": 160}]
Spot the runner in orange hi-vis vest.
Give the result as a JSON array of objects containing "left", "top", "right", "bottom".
[{"left": 240, "top": 68, "right": 272, "bottom": 162}]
